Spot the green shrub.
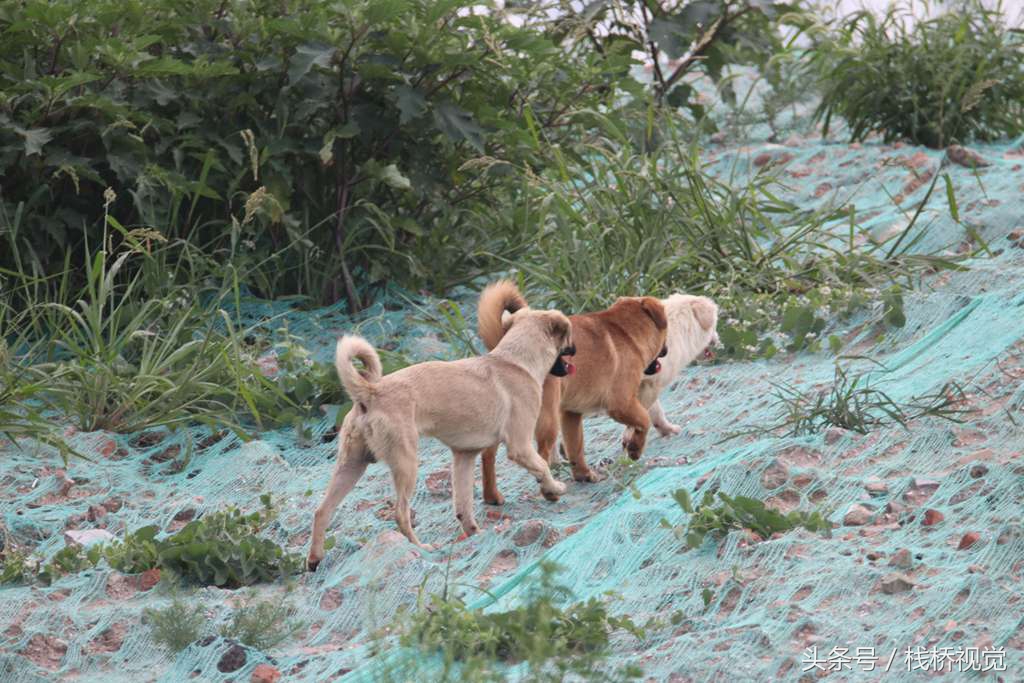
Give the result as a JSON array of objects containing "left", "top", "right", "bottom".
[
  {"left": 669, "top": 489, "right": 832, "bottom": 548},
  {"left": 401, "top": 561, "right": 643, "bottom": 682},
  {"left": 144, "top": 597, "right": 207, "bottom": 654},
  {"left": 219, "top": 592, "right": 301, "bottom": 650},
  {"left": 145, "top": 591, "right": 300, "bottom": 653},
  {"left": 0, "top": 0, "right": 634, "bottom": 309},
  {"left": 812, "top": 1, "right": 1024, "bottom": 147}
]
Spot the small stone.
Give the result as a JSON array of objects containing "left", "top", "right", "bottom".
[
  {"left": 968, "top": 564, "right": 985, "bottom": 574},
  {"left": 251, "top": 664, "right": 282, "bottom": 683},
  {"left": 865, "top": 481, "right": 888, "bottom": 496},
  {"left": 881, "top": 573, "right": 916, "bottom": 594},
  {"left": 64, "top": 529, "right": 116, "bottom": 548},
  {"left": 1008, "top": 229, "right": 1023, "bottom": 242},
  {"left": 753, "top": 152, "right": 773, "bottom": 167},
  {"left": 843, "top": 504, "right": 874, "bottom": 526},
  {"left": 944, "top": 620, "right": 958, "bottom": 632},
  {"left": 886, "top": 500, "right": 906, "bottom": 515},
  {"left": 912, "top": 478, "right": 940, "bottom": 491},
  {"left": 86, "top": 505, "right": 107, "bottom": 522},
  {"left": 969, "top": 464, "right": 988, "bottom": 479},
  {"left": 512, "top": 520, "right": 547, "bottom": 547},
  {"left": 139, "top": 568, "right": 161, "bottom": 591},
  {"left": 922, "top": 509, "right": 945, "bottom": 526},
  {"left": 866, "top": 551, "right": 883, "bottom": 561},
  {"left": 761, "top": 460, "right": 789, "bottom": 490},
  {"left": 217, "top": 643, "right": 247, "bottom": 673},
  {"left": 946, "top": 144, "right": 991, "bottom": 168},
  {"left": 889, "top": 549, "right": 913, "bottom": 569},
  {"left": 957, "top": 532, "right": 980, "bottom": 550},
  {"left": 824, "top": 427, "right": 846, "bottom": 445}
]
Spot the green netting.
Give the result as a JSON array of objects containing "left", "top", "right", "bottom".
[{"left": 3, "top": 69, "right": 1024, "bottom": 682}]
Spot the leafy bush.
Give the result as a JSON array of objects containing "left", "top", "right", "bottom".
[
  {"left": 668, "top": 489, "right": 832, "bottom": 548},
  {"left": 401, "top": 561, "right": 644, "bottom": 681},
  {"left": 3, "top": 496, "right": 299, "bottom": 587},
  {"left": 101, "top": 494, "right": 302, "bottom": 587},
  {"left": 812, "top": 1, "right": 1024, "bottom": 147},
  {"left": 0, "top": 0, "right": 634, "bottom": 309}
]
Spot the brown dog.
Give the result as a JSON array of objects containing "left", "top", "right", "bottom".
[{"left": 477, "top": 281, "right": 668, "bottom": 504}]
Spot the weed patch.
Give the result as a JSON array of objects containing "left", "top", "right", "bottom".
[
  {"left": 731, "top": 360, "right": 972, "bottom": 438},
  {"left": 399, "top": 561, "right": 643, "bottom": 681},
  {"left": 667, "top": 489, "right": 832, "bottom": 548}
]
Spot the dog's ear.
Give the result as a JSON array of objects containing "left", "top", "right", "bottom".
[
  {"left": 547, "top": 313, "right": 570, "bottom": 342},
  {"left": 691, "top": 297, "right": 718, "bottom": 331},
  {"left": 640, "top": 297, "right": 668, "bottom": 331}
]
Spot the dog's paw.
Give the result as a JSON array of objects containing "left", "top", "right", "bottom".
[
  {"left": 572, "top": 468, "right": 602, "bottom": 483},
  {"left": 483, "top": 491, "right": 505, "bottom": 506},
  {"left": 656, "top": 423, "right": 682, "bottom": 437},
  {"left": 541, "top": 480, "right": 567, "bottom": 500},
  {"left": 306, "top": 556, "right": 321, "bottom": 573}
]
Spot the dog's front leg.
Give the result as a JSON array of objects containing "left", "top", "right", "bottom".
[
  {"left": 609, "top": 398, "right": 652, "bottom": 461},
  {"left": 451, "top": 450, "right": 480, "bottom": 537},
  {"left": 506, "top": 438, "right": 566, "bottom": 501}
]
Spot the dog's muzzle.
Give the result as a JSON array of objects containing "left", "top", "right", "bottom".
[{"left": 550, "top": 345, "right": 577, "bottom": 377}]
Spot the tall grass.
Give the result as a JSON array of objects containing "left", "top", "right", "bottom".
[
  {"left": 811, "top": 0, "right": 1024, "bottom": 147},
  {"left": 483, "top": 121, "right": 964, "bottom": 356}
]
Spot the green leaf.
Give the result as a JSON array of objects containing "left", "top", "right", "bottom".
[
  {"left": 673, "top": 488, "right": 693, "bottom": 514},
  {"left": 288, "top": 43, "right": 335, "bottom": 86},
  {"left": 943, "top": 173, "right": 959, "bottom": 222},
  {"left": 18, "top": 127, "right": 52, "bottom": 156},
  {"left": 433, "top": 102, "right": 486, "bottom": 152},
  {"left": 649, "top": 1, "right": 720, "bottom": 59},
  {"left": 375, "top": 163, "right": 411, "bottom": 190},
  {"left": 394, "top": 85, "right": 427, "bottom": 124}
]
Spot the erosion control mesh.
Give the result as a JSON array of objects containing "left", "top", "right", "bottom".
[{"left": 3, "top": 72, "right": 1024, "bottom": 682}]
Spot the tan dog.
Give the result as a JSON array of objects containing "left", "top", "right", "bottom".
[
  {"left": 478, "top": 281, "right": 668, "bottom": 505},
  {"left": 307, "top": 307, "right": 575, "bottom": 569},
  {"left": 621, "top": 294, "right": 720, "bottom": 446}
]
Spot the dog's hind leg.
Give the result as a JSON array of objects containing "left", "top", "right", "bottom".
[
  {"left": 560, "top": 410, "right": 600, "bottom": 482},
  {"left": 507, "top": 438, "right": 566, "bottom": 501},
  {"left": 308, "top": 439, "right": 370, "bottom": 571},
  {"left": 389, "top": 447, "right": 429, "bottom": 549},
  {"left": 649, "top": 399, "right": 681, "bottom": 437},
  {"left": 452, "top": 450, "right": 480, "bottom": 537},
  {"left": 480, "top": 445, "right": 504, "bottom": 506},
  {"left": 535, "top": 377, "right": 561, "bottom": 464}
]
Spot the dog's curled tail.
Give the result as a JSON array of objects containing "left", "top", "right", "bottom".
[
  {"left": 477, "top": 280, "right": 529, "bottom": 351},
  {"left": 335, "top": 335, "right": 383, "bottom": 405}
]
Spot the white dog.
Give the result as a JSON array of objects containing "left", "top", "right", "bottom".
[{"left": 623, "top": 294, "right": 719, "bottom": 444}]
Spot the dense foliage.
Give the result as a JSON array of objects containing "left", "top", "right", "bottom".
[{"left": 812, "top": 1, "right": 1024, "bottom": 147}]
